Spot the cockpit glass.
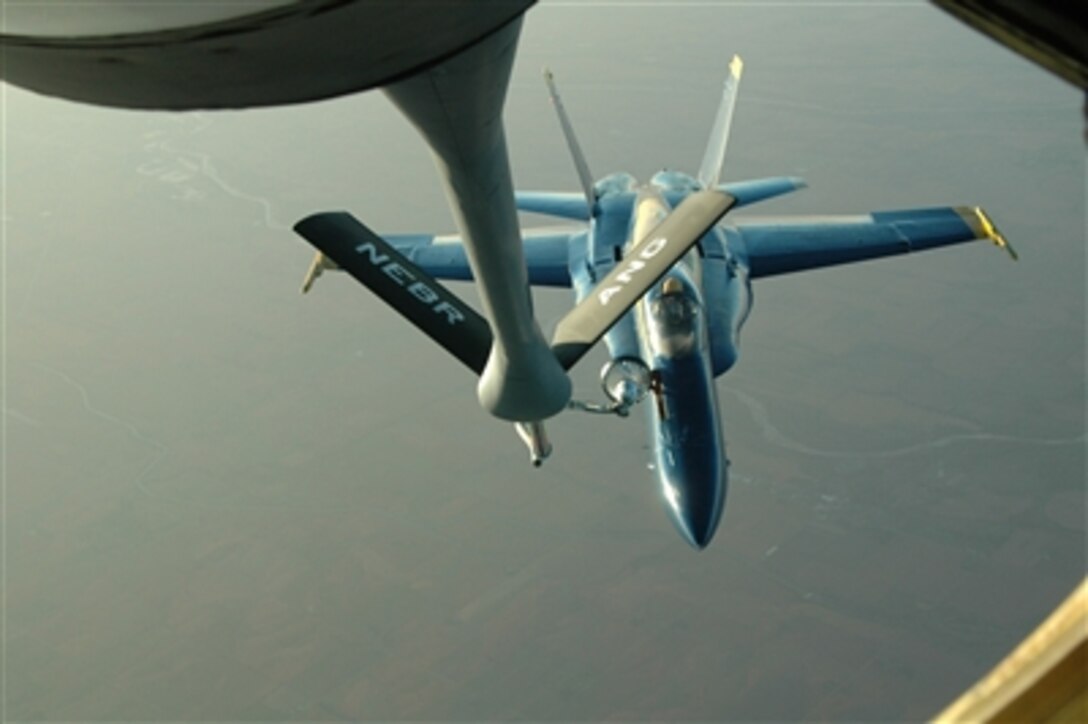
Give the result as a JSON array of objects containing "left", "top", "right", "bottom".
[{"left": 649, "top": 289, "right": 699, "bottom": 355}]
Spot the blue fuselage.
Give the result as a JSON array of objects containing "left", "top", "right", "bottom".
[{"left": 570, "top": 171, "right": 751, "bottom": 548}]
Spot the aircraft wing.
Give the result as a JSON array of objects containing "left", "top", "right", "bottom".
[
  {"left": 737, "top": 206, "right": 1016, "bottom": 279},
  {"left": 384, "top": 228, "right": 577, "bottom": 288}
]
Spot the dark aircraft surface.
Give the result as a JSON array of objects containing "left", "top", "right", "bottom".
[{"left": 0, "top": 0, "right": 535, "bottom": 108}]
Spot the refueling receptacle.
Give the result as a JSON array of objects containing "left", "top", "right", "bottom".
[
  {"left": 567, "top": 356, "right": 652, "bottom": 417},
  {"left": 601, "top": 356, "right": 652, "bottom": 410}
]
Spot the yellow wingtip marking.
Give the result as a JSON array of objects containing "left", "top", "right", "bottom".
[
  {"left": 973, "top": 206, "right": 1018, "bottom": 261},
  {"left": 730, "top": 54, "right": 744, "bottom": 80}
]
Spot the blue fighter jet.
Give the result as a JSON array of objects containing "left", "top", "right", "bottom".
[{"left": 295, "top": 57, "right": 1015, "bottom": 549}]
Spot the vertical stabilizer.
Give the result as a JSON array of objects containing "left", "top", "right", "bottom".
[
  {"left": 543, "top": 67, "right": 597, "bottom": 211},
  {"left": 697, "top": 55, "right": 744, "bottom": 190}
]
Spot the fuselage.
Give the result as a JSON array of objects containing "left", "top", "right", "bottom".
[{"left": 571, "top": 170, "right": 750, "bottom": 548}]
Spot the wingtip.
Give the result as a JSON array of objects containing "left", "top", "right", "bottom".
[
  {"left": 970, "top": 206, "right": 1018, "bottom": 261},
  {"left": 729, "top": 54, "right": 744, "bottom": 80}
]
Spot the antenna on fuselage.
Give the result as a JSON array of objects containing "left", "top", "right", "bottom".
[
  {"left": 697, "top": 54, "right": 744, "bottom": 190},
  {"left": 543, "top": 67, "right": 597, "bottom": 212}
]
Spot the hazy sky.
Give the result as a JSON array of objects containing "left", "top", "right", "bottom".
[{"left": 3, "top": 1, "right": 1085, "bottom": 720}]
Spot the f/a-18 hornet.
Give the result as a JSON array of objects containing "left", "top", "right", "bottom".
[{"left": 295, "top": 56, "right": 1015, "bottom": 549}]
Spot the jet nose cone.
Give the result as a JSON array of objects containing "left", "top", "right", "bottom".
[
  {"left": 657, "top": 444, "right": 726, "bottom": 550},
  {"left": 679, "top": 517, "right": 714, "bottom": 550},
  {"left": 659, "top": 448, "right": 727, "bottom": 550},
  {"left": 670, "top": 491, "right": 721, "bottom": 550}
]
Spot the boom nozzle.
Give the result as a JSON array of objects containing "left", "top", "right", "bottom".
[{"left": 514, "top": 421, "right": 552, "bottom": 467}]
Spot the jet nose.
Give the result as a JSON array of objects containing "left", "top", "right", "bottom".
[
  {"left": 668, "top": 489, "right": 721, "bottom": 550},
  {"left": 659, "top": 447, "right": 727, "bottom": 550},
  {"left": 678, "top": 512, "right": 715, "bottom": 550}
]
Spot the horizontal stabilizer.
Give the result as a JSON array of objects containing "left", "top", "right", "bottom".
[
  {"left": 294, "top": 212, "right": 493, "bottom": 374},
  {"left": 717, "top": 176, "right": 806, "bottom": 207},
  {"left": 551, "top": 190, "right": 735, "bottom": 369},
  {"left": 518, "top": 177, "right": 804, "bottom": 221},
  {"left": 514, "top": 191, "right": 590, "bottom": 220}
]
